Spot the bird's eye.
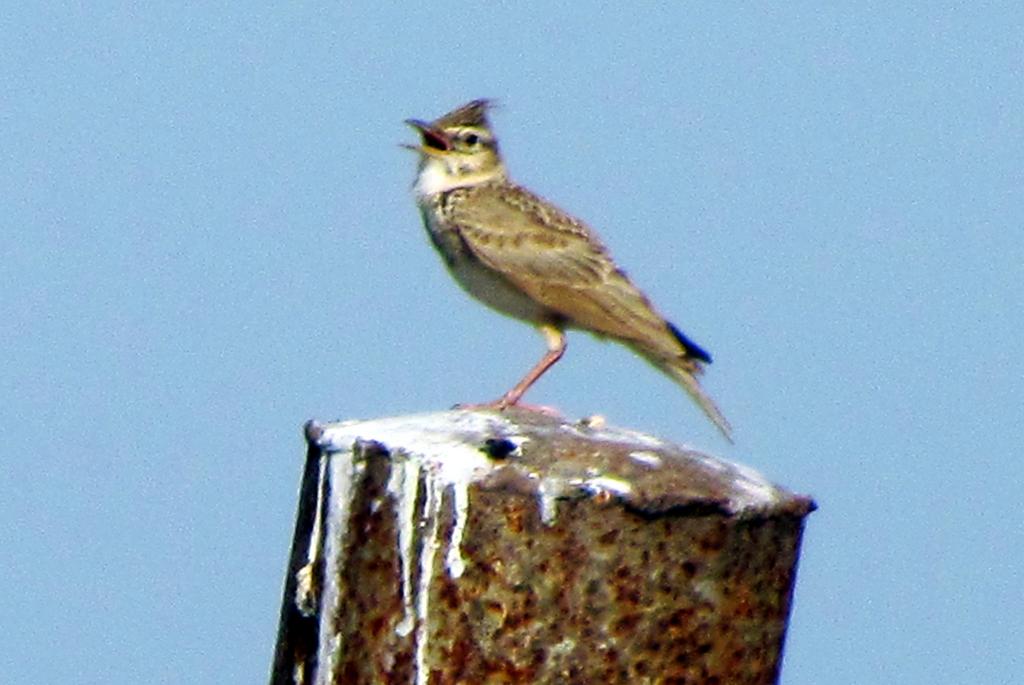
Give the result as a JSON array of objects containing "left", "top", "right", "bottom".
[{"left": 464, "top": 133, "right": 480, "bottom": 146}]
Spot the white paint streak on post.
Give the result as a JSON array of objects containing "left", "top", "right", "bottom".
[
  {"left": 413, "top": 472, "right": 441, "bottom": 685},
  {"left": 313, "top": 449, "right": 361, "bottom": 685},
  {"left": 445, "top": 482, "right": 470, "bottom": 579},
  {"left": 294, "top": 455, "right": 328, "bottom": 617},
  {"left": 388, "top": 457, "right": 422, "bottom": 637}
]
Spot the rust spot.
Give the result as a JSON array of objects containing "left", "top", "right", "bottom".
[
  {"left": 440, "top": 578, "right": 460, "bottom": 609},
  {"left": 368, "top": 614, "right": 387, "bottom": 637},
  {"left": 503, "top": 503, "right": 525, "bottom": 533},
  {"left": 612, "top": 612, "right": 641, "bottom": 635},
  {"left": 665, "top": 607, "right": 694, "bottom": 629},
  {"left": 698, "top": 521, "right": 729, "bottom": 553}
]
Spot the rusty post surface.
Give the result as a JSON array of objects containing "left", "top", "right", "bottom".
[{"left": 269, "top": 409, "right": 815, "bottom": 685}]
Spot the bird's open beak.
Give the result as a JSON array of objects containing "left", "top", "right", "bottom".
[{"left": 403, "top": 119, "right": 452, "bottom": 155}]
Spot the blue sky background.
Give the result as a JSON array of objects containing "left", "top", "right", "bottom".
[{"left": 2, "top": 4, "right": 1021, "bottom": 683}]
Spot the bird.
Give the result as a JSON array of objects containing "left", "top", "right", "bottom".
[{"left": 404, "top": 99, "right": 732, "bottom": 441}]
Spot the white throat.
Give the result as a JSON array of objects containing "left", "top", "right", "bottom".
[{"left": 413, "top": 157, "right": 502, "bottom": 197}]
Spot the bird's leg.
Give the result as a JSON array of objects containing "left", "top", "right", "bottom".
[
  {"left": 454, "top": 325, "right": 565, "bottom": 415},
  {"left": 495, "top": 324, "right": 566, "bottom": 409}
]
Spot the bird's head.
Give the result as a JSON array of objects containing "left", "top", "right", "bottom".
[{"left": 405, "top": 99, "right": 506, "bottom": 194}]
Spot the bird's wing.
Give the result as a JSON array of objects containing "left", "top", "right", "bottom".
[{"left": 448, "top": 183, "right": 694, "bottom": 361}]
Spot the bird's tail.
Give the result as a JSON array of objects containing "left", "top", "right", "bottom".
[{"left": 650, "top": 355, "right": 734, "bottom": 443}]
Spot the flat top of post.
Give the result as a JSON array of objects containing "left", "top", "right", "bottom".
[{"left": 306, "top": 409, "right": 813, "bottom": 519}]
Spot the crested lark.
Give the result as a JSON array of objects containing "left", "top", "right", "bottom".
[{"left": 405, "top": 99, "right": 732, "bottom": 441}]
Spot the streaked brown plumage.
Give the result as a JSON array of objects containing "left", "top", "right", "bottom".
[{"left": 405, "top": 99, "right": 732, "bottom": 441}]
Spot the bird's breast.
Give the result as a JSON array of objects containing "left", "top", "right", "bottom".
[
  {"left": 417, "top": 202, "right": 551, "bottom": 324},
  {"left": 446, "top": 255, "right": 552, "bottom": 323}
]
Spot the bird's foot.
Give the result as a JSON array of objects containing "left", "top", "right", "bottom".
[{"left": 452, "top": 398, "right": 563, "bottom": 418}]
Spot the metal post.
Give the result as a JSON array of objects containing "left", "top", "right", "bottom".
[{"left": 270, "top": 409, "right": 814, "bottom": 685}]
